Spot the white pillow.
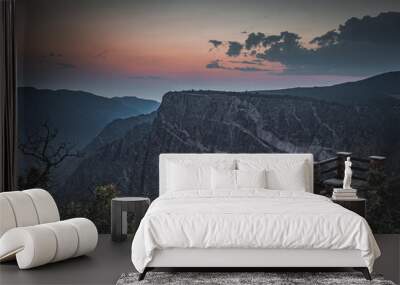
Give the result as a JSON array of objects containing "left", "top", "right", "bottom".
[
  {"left": 166, "top": 159, "right": 235, "bottom": 192},
  {"left": 236, "top": 169, "right": 267, "bottom": 189},
  {"left": 238, "top": 159, "right": 307, "bottom": 191},
  {"left": 211, "top": 168, "right": 236, "bottom": 190},
  {"left": 167, "top": 162, "right": 210, "bottom": 191},
  {"left": 211, "top": 168, "right": 267, "bottom": 191}
]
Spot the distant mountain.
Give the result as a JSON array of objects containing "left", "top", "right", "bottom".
[
  {"left": 83, "top": 112, "right": 157, "bottom": 154},
  {"left": 253, "top": 71, "right": 400, "bottom": 105},
  {"left": 60, "top": 112, "right": 157, "bottom": 182},
  {"left": 62, "top": 112, "right": 155, "bottom": 199},
  {"left": 18, "top": 87, "right": 160, "bottom": 150},
  {"left": 64, "top": 71, "right": 400, "bottom": 200}
]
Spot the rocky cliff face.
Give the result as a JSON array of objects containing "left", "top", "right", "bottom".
[
  {"left": 64, "top": 89, "right": 400, "bottom": 199},
  {"left": 141, "top": 91, "right": 399, "bottom": 197},
  {"left": 83, "top": 112, "right": 157, "bottom": 154},
  {"left": 62, "top": 113, "right": 154, "bottom": 199}
]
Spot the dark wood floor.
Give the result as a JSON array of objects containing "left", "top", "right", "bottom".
[
  {"left": 374, "top": 234, "right": 400, "bottom": 284},
  {"left": 0, "top": 234, "right": 399, "bottom": 285},
  {"left": 0, "top": 235, "right": 133, "bottom": 285}
]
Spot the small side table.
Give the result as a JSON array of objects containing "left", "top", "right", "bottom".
[
  {"left": 331, "top": 198, "right": 366, "bottom": 218},
  {"left": 111, "top": 197, "right": 150, "bottom": 242}
]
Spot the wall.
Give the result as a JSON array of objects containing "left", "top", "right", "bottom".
[{"left": 16, "top": 0, "right": 400, "bottom": 233}]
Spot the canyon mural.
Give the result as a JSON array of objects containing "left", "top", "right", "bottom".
[{"left": 16, "top": 0, "right": 400, "bottom": 233}]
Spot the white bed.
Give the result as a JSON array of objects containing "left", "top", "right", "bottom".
[{"left": 131, "top": 153, "right": 380, "bottom": 280}]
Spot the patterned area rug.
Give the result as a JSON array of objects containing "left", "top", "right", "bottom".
[{"left": 116, "top": 272, "right": 396, "bottom": 285}]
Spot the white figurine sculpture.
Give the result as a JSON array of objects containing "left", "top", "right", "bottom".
[{"left": 343, "top": 157, "right": 352, "bottom": 189}]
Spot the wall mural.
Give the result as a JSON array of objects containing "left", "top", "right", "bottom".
[{"left": 17, "top": 0, "right": 400, "bottom": 233}]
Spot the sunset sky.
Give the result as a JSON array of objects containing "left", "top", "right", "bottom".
[{"left": 17, "top": 0, "right": 400, "bottom": 100}]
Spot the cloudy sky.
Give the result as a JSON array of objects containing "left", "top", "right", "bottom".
[{"left": 17, "top": 0, "right": 400, "bottom": 100}]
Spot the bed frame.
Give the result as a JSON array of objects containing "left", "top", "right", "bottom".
[
  {"left": 139, "top": 154, "right": 372, "bottom": 280},
  {"left": 141, "top": 248, "right": 370, "bottom": 280}
]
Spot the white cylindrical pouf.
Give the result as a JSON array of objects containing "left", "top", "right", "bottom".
[
  {"left": 42, "top": 221, "right": 79, "bottom": 262},
  {"left": 64, "top": 218, "right": 98, "bottom": 257}
]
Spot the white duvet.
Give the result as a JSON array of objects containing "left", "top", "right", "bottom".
[{"left": 131, "top": 190, "right": 380, "bottom": 273}]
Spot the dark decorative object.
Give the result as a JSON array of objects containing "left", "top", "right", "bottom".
[
  {"left": 111, "top": 197, "right": 150, "bottom": 242},
  {"left": 0, "top": 0, "right": 17, "bottom": 192}
]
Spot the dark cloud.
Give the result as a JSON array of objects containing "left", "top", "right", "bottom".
[
  {"left": 336, "top": 12, "right": 400, "bottom": 45},
  {"left": 255, "top": 31, "right": 308, "bottom": 65},
  {"left": 310, "top": 30, "right": 339, "bottom": 47},
  {"left": 232, "top": 66, "right": 271, "bottom": 72},
  {"left": 232, "top": 31, "right": 306, "bottom": 64},
  {"left": 208, "top": 40, "right": 223, "bottom": 49},
  {"left": 263, "top": 34, "right": 282, "bottom": 45},
  {"left": 205, "top": 60, "right": 225, "bottom": 69},
  {"left": 128, "top": 75, "right": 165, "bottom": 80},
  {"left": 206, "top": 60, "right": 270, "bottom": 72},
  {"left": 226, "top": 41, "right": 243, "bottom": 57},
  {"left": 211, "top": 12, "right": 400, "bottom": 75},
  {"left": 245, "top": 32, "right": 266, "bottom": 49},
  {"left": 244, "top": 32, "right": 287, "bottom": 50},
  {"left": 56, "top": 62, "right": 77, "bottom": 69},
  {"left": 229, "top": 60, "right": 263, "bottom": 65}
]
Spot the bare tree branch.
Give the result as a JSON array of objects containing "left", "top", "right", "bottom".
[{"left": 19, "top": 121, "right": 82, "bottom": 188}]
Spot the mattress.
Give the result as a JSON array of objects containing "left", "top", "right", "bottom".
[{"left": 131, "top": 190, "right": 380, "bottom": 273}]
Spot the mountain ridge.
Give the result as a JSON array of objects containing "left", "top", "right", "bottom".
[
  {"left": 21, "top": 86, "right": 160, "bottom": 102},
  {"left": 18, "top": 86, "right": 160, "bottom": 149},
  {"left": 63, "top": 71, "right": 400, "bottom": 200},
  {"left": 253, "top": 71, "right": 400, "bottom": 105}
]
